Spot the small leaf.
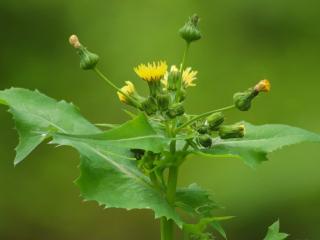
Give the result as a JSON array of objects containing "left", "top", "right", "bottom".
[
  {"left": 199, "top": 122, "right": 320, "bottom": 167},
  {"left": 263, "top": 220, "right": 289, "bottom": 240},
  {"left": 176, "top": 183, "right": 219, "bottom": 216},
  {"left": 177, "top": 184, "right": 232, "bottom": 239}
]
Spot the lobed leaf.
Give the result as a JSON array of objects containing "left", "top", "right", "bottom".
[
  {"left": 0, "top": 88, "right": 182, "bottom": 225},
  {"left": 263, "top": 220, "right": 289, "bottom": 240}
]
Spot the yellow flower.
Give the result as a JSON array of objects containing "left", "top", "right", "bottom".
[
  {"left": 254, "top": 79, "right": 271, "bottom": 92},
  {"left": 134, "top": 61, "right": 168, "bottom": 82},
  {"left": 117, "top": 81, "right": 135, "bottom": 103},
  {"left": 182, "top": 67, "right": 197, "bottom": 87}
]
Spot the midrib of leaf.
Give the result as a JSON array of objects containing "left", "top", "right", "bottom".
[
  {"left": 63, "top": 141, "right": 154, "bottom": 189},
  {"left": 16, "top": 108, "right": 67, "bottom": 133}
]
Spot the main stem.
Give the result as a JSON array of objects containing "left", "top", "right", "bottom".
[{"left": 161, "top": 122, "right": 179, "bottom": 240}]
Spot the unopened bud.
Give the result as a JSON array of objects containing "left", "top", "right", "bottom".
[
  {"left": 233, "top": 89, "right": 257, "bottom": 111},
  {"left": 156, "top": 93, "right": 170, "bottom": 111},
  {"left": 254, "top": 79, "right": 271, "bottom": 93},
  {"left": 69, "top": 34, "right": 99, "bottom": 70},
  {"left": 198, "top": 134, "right": 212, "bottom": 148},
  {"left": 179, "top": 14, "right": 202, "bottom": 43},
  {"left": 197, "top": 125, "right": 209, "bottom": 134},
  {"left": 166, "top": 104, "right": 185, "bottom": 118},
  {"left": 141, "top": 97, "right": 158, "bottom": 115},
  {"left": 207, "top": 112, "right": 224, "bottom": 131},
  {"left": 219, "top": 124, "right": 245, "bottom": 139}
]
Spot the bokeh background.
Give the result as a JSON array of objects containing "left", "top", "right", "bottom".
[{"left": 1, "top": 0, "right": 320, "bottom": 239}]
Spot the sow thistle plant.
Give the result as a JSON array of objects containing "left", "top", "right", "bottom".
[{"left": 1, "top": 15, "right": 320, "bottom": 240}]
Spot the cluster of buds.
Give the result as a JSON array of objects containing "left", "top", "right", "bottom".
[
  {"left": 68, "top": 15, "right": 271, "bottom": 152},
  {"left": 195, "top": 112, "right": 245, "bottom": 148}
]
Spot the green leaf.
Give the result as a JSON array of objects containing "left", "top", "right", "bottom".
[
  {"left": 184, "top": 216, "right": 232, "bottom": 240},
  {"left": 0, "top": 88, "right": 182, "bottom": 226},
  {"left": 176, "top": 183, "right": 219, "bottom": 216},
  {"left": 176, "top": 184, "right": 232, "bottom": 239},
  {"left": 199, "top": 122, "right": 320, "bottom": 167},
  {"left": 263, "top": 220, "right": 289, "bottom": 240},
  {"left": 0, "top": 88, "right": 99, "bottom": 165}
]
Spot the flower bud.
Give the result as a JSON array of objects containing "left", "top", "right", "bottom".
[
  {"left": 254, "top": 79, "right": 271, "bottom": 93},
  {"left": 165, "top": 65, "right": 180, "bottom": 90},
  {"left": 233, "top": 89, "right": 257, "bottom": 111},
  {"left": 166, "top": 104, "right": 185, "bottom": 118},
  {"left": 198, "top": 134, "right": 212, "bottom": 148},
  {"left": 219, "top": 124, "right": 245, "bottom": 139},
  {"left": 207, "top": 112, "right": 224, "bottom": 131},
  {"left": 179, "top": 14, "right": 202, "bottom": 43},
  {"left": 69, "top": 34, "right": 99, "bottom": 70},
  {"left": 197, "top": 125, "right": 209, "bottom": 134},
  {"left": 141, "top": 97, "right": 158, "bottom": 115},
  {"left": 156, "top": 93, "right": 170, "bottom": 111}
]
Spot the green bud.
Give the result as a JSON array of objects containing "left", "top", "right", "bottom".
[
  {"left": 167, "top": 65, "right": 180, "bottom": 90},
  {"left": 219, "top": 124, "right": 245, "bottom": 139},
  {"left": 179, "top": 14, "right": 202, "bottom": 43},
  {"left": 166, "top": 104, "right": 185, "bottom": 118},
  {"left": 197, "top": 125, "right": 209, "bottom": 134},
  {"left": 156, "top": 93, "right": 170, "bottom": 111},
  {"left": 198, "top": 134, "right": 212, "bottom": 148},
  {"left": 178, "top": 89, "right": 187, "bottom": 102},
  {"left": 141, "top": 97, "right": 158, "bottom": 115},
  {"left": 207, "top": 112, "right": 224, "bottom": 131},
  {"left": 69, "top": 35, "right": 99, "bottom": 70},
  {"left": 233, "top": 89, "right": 258, "bottom": 111}
]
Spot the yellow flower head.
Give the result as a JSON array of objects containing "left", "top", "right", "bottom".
[
  {"left": 182, "top": 67, "right": 198, "bottom": 87},
  {"left": 134, "top": 61, "right": 168, "bottom": 82},
  {"left": 254, "top": 79, "right": 271, "bottom": 93},
  {"left": 117, "top": 81, "right": 135, "bottom": 103}
]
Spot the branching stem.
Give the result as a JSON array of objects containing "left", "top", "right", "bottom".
[{"left": 175, "top": 105, "right": 235, "bottom": 133}]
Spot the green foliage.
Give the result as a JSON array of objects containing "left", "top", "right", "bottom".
[
  {"left": 199, "top": 122, "right": 320, "bottom": 167},
  {"left": 0, "top": 87, "right": 319, "bottom": 239},
  {"left": 263, "top": 220, "right": 289, "bottom": 240}
]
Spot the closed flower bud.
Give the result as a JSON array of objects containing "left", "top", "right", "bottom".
[
  {"left": 233, "top": 89, "right": 257, "bottom": 111},
  {"left": 156, "top": 93, "right": 170, "bottom": 111},
  {"left": 69, "top": 34, "right": 99, "bottom": 70},
  {"left": 219, "top": 124, "right": 245, "bottom": 139},
  {"left": 179, "top": 14, "right": 202, "bottom": 43},
  {"left": 254, "top": 79, "right": 271, "bottom": 93},
  {"left": 166, "top": 104, "right": 185, "bottom": 118},
  {"left": 198, "top": 134, "right": 212, "bottom": 148},
  {"left": 141, "top": 97, "right": 158, "bottom": 115},
  {"left": 207, "top": 112, "right": 224, "bottom": 130},
  {"left": 197, "top": 125, "right": 209, "bottom": 134},
  {"left": 163, "top": 65, "right": 180, "bottom": 90}
]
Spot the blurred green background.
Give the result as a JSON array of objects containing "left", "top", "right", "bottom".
[{"left": 1, "top": 0, "right": 320, "bottom": 239}]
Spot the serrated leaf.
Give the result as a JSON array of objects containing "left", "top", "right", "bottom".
[
  {"left": 184, "top": 216, "right": 232, "bottom": 240},
  {"left": 199, "top": 122, "right": 320, "bottom": 167},
  {"left": 0, "top": 88, "right": 182, "bottom": 226},
  {"left": 0, "top": 88, "right": 99, "bottom": 164},
  {"left": 176, "top": 183, "right": 219, "bottom": 216},
  {"left": 263, "top": 220, "right": 289, "bottom": 240},
  {"left": 176, "top": 184, "right": 231, "bottom": 239}
]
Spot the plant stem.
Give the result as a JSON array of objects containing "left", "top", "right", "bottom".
[
  {"left": 93, "top": 67, "right": 142, "bottom": 108},
  {"left": 175, "top": 104, "right": 235, "bottom": 133},
  {"left": 176, "top": 42, "right": 190, "bottom": 102}
]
